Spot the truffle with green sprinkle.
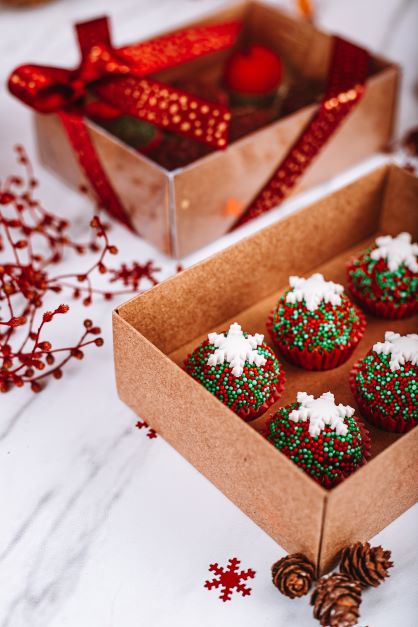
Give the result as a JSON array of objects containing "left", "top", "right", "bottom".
[
  {"left": 347, "top": 232, "right": 418, "bottom": 319},
  {"left": 184, "top": 322, "right": 285, "bottom": 420},
  {"left": 267, "top": 391, "right": 370, "bottom": 488},
  {"left": 350, "top": 331, "right": 418, "bottom": 433},
  {"left": 268, "top": 273, "right": 365, "bottom": 370}
]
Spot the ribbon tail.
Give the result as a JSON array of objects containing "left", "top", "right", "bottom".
[
  {"left": 76, "top": 16, "right": 112, "bottom": 60},
  {"left": 231, "top": 37, "right": 369, "bottom": 230},
  {"left": 58, "top": 111, "right": 134, "bottom": 231}
]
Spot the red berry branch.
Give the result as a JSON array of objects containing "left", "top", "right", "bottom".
[{"left": 0, "top": 145, "right": 160, "bottom": 394}]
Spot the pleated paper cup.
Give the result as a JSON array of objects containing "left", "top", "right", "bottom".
[
  {"left": 266, "top": 308, "right": 366, "bottom": 371},
  {"left": 349, "top": 364, "right": 418, "bottom": 434}
]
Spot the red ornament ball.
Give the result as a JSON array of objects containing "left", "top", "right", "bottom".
[{"left": 224, "top": 44, "right": 283, "bottom": 94}]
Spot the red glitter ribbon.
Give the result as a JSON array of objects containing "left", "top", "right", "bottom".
[
  {"left": 8, "top": 17, "right": 239, "bottom": 227},
  {"left": 57, "top": 111, "right": 131, "bottom": 227},
  {"left": 232, "top": 36, "right": 369, "bottom": 229}
]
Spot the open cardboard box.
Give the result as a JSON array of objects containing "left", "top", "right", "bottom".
[
  {"left": 113, "top": 165, "right": 418, "bottom": 575},
  {"left": 34, "top": 1, "right": 399, "bottom": 257}
]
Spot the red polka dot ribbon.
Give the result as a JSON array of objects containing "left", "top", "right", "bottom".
[{"left": 232, "top": 36, "right": 369, "bottom": 229}]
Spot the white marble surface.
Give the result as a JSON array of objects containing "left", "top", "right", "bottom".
[{"left": 0, "top": 1, "right": 417, "bottom": 626}]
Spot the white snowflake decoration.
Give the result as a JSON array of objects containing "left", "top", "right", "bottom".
[
  {"left": 373, "top": 331, "right": 418, "bottom": 371},
  {"left": 207, "top": 322, "right": 266, "bottom": 378},
  {"left": 286, "top": 273, "right": 344, "bottom": 312},
  {"left": 370, "top": 232, "right": 418, "bottom": 272},
  {"left": 289, "top": 391, "right": 354, "bottom": 437}
]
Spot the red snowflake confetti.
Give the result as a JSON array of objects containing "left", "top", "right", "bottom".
[
  {"left": 204, "top": 557, "right": 256, "bottom": 602},
  {"left": 0, "top": 146, "right": 160, "bottom": 394},
  {"left": 108, "top": 261, "right": 160, "bottom": 292},
  {"left": 136, "top": 420, "right": 157, "bottom": 439}
]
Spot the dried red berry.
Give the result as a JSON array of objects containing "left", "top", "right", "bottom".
[
  {"left": 1, "top": 146, "right": 159, "bottom": 394},
  {"left": 43, "top": 311, "right": 54, "bottom": 322},
  {"left": 0, "top": 192, "right": 15, "bottom": 205},
  {"left": 71, "top": 349, "right": 84, "bottom": 360},
  {"left": 8, "top": 316, "right": 26, "bottom": 327},
  {"left": 38, "top": 341, "right": 52, "bottom": 351}
]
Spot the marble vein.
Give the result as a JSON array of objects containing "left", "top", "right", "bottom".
[{"left": 0, "top": 428, "right": 144, "bottom": 627}]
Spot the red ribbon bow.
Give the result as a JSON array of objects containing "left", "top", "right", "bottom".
[{"left": 9, "top": 17, "right": 239, "bottom": 228}]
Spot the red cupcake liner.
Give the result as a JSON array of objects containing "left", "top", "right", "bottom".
[
  {"left": 236, "top": 364, "right": 286, "bottom": 422},
  {"left": 346, "top": 274, "right": 418, "bottom": 320},
  {"left": 349, "top": 363, "right": 418, "bottom": 434},
  {"left": 266, "top": 308, "right": 366, "bottom": 371}
]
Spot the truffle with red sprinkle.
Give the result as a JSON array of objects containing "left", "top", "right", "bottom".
[
  {"left": 267, "top": 273, "right": 365, "bottom": 370},
  {"left": 184, "top": 322, "right": 285, "bottom": 421},
  {"left": 347, "top": 232, "right": 418, "bottom": 319},
  {"left": 266, "top": 391, "right": 371, "bottom": 488},
  {"left": 350, "top": 331, "right": 418, "bottom": 433}
]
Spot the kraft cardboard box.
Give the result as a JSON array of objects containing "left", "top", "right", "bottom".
[
  {"left": 113, "top": 164, "right": 418, "bottom": 575},
  {"left": 34, "top": 1, "right": 399, "bottom": 257}
]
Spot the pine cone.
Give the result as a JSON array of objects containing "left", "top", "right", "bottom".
[
  {"left": 311, "top": 573, "right": 362, "bottom": 627},
  {"left": 340, "top": 542, "right": 393, "bottom": 588},
  {"left": 272, "top": 553, "right": 315, "bottom": 598}
]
